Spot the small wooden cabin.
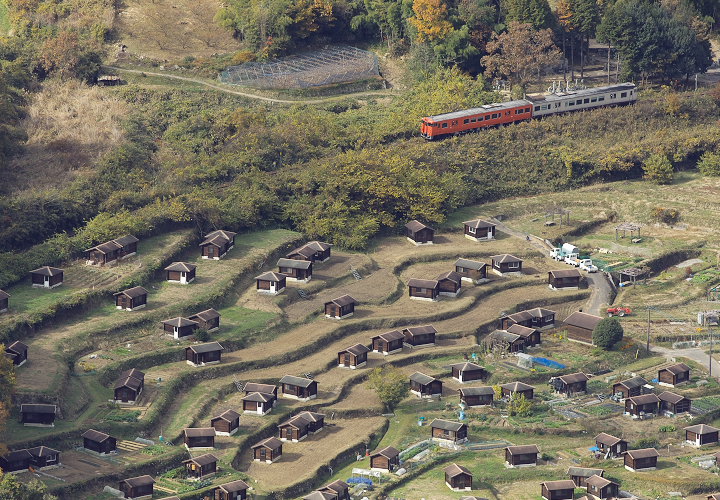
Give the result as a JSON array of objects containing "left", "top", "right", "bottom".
[
  {"left": 20, "top": 404, "right": 57, "bottom": 427},
  {"left": 183, "top": 427, "right": 216, "bottom": 449},
  {"left": 186, "top": 342, "right": 224, "bottom": 366},
  {"left": 500, "top": 307, "right": 556, "bottom": 331},
  {"left": 370, "top": 446, "right": 400, "bottom": 471},
  {"left": 164, "top": 262, "right": 196, "bottom": 284},
  {"left": 183, "top": 453, "right": 218, "bottom": 480},
  {"left": 82, "top": 429, "right": 117, "bottom": 454},
  {"left": 454, "top": 258, "right": 487, "bottom": 283},
  {"left": 567, "top": 467, "right": 605, "bottom": 488},
  {"left": 436, "top": 271, "right": 462, "bottom": 297},
  {"left": 286, "top": 241, "right": 332, "bottom": 262},
  {"left": 408, "top": 278, "right": 439, "bottom": 301},
  {"left": 550, "top": 372, "right": 589, "bottom": 396},
  {"left": 325, "top": 295, "right": 356, "bottom": 319},
  {"left": 540, "top": 480, "right": 576, "bottom": 500},
  {"left": 162, "top": 317, "right": 199, "bottom": 339},
  {"left": 444, "top": 463, "right": 473, "bottom": 491},
  {"left": 501, "top": 381, "right": 535, "bottom": 400},
  {"left": 255, "top": 271, "right": 287, "bottom": 295},
  {"left": 189, "top": 308, "right": 221, "bottom": 332},
  {"left": 372, "top": 330, "right": 405, "bottom": 354},
  {"left": 5, "top": 341, "right": 28, "bottom": 367},
  {"left": 586, "top": 475, "right": 619, "bottom": 500},
  {"left": 242, "top": 392, "right": 274, "bottom": 415},
  {"left": 409, "top": 372, "right": 442, "bottom": 398},
  {"left": 30, "top": 266, "right": 64, "bottom": 288},
  {"left": 114, "top": 286, "right": 148, "bottom": 311},
  {"left": 563, "top": 312, "right": 603, "bottom": 345},
  {"left": 86, "top": 235, "right": 139, "bottom": 266},
  {"left": 431, "top": 419, "right": 468, "bottom": 443},
  {"left": 486, "top": 330, "right": 525, "bottom": 353},
  {"left": 211, "top": 409, "right": 240, "bottom": 436},
  {"left": 505, "top": 444, "right": 539, "bottom": 467},
  {"left": 625, "top": 393, "right": 660, "bottom": 417},
  {"left": 624, "top": 448, "right": 659, "bottom": 471},
  {"left": 658, "top": 362, "right": 691, "bottom": 387},
  {"left": 252, "top": 437, "right": 283, "bottom": 463},
  {"left": 403, "top": 325, "right": 437, "bottom": 347},
  {"left": 119, "top": 475, "right": 155, "bottom": 500},
  {"left": 317, "top": 480, "right": 350, "bottom": 500},
  {"left": 685, "top": 424, "right": 720, "bottom": 447},
  {"left": 594, "top": 432, "right": 628, "bottom": 458},
  {"left": 405, "top": 220, "right": 435, "bottom": 245},
  {"left": 507, "top": 323, "right": 541, "bottom": 346},
  {"left": 0, "top": 449, "right": 33, "bottom": 473},
  {"left": 215, "top": 480, "right": 249, "bottom": 500},
  {"left": 0, "top": 289, "right": 9, "bottom": 312},
  {"left": 450, "top": 362, "right": 487, "bottom": 383},
  {"left": 278, "top": 411, "right": 325, "bottom": 442},
  {"left": 25, "top": 446, "right": 60, "bottom": 469},
  {"left": 114, "top": 368, "right": 144, "bottom": 404},
  {"left": 463, "top": 219, "right": 496, "bottom": 241},
  {"left": 337, "top": 343, "right": 370, "bottom": 369},
  {"left": 200, "top": 230, "right": 236, "bottom": 260},
  {"left": 548, "top": 269, "right": 581, "bottom": 290},
  {"left": 459, "top": 386, "right": 494, "bottom": 407},
  {"left": 279, "top": 375, "right": 318, "bottom": 401},
  {"left": 277, "top": 258, "right": 313, "bottom": 282},
  {"left": 612, "top": 376, "right": 648, "bottom": 399},
  {"left": 490, "top": 254, "right": 523, "bottom": 275},
  {"left": 659, "top": 391, "right": 691, "bottom": 415}
]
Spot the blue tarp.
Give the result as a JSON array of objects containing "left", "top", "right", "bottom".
[
  {"left": 532, "top": 356, "right": 566, "bottom": 369},
  {"left": 589, "top": 446, "right": 600, "bottom": 452},
  {"left": 348, "top": 477, "right": 373, "bottom": 485}
]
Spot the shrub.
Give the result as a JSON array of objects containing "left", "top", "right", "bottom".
[
  {"left": 651, "top": 207, "right": 681, "bottom": 225},
  {"left": 698, "top": 152, "right": 720, "bottom": 176},
  {"left": 632, "top": 437, "right": 659, "bottom": 449},
  {"left": 643, "top": 154, "right": 674, "bottom": 184},
  {"left": 195, "top": 329, "right": 210, "bottom": 342},
  {"left": 593, "top": 317, "right": 624, "bottom": 350},
  {"left": 659, "top": 425, "right": 676, "bottom": 432}
]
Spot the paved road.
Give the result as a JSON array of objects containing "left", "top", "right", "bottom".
[
  {"left": 652, "top": 344, "right": 720, "bottom": 378},
  {"left": 585, "top": 272, "right": 614, "bottom": 316}
]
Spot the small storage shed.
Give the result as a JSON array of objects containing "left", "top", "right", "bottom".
[
  {"left": 567, "top": 467, "right": 605, "bottom": 488},
  {"left": 0, "top": 449, "right": 33, "bottom": 473},
  {"left": 210, "top": 409, "right": 240, "bottom": 436},
  {"left": 486, "top": 330, "right": 525, "bottom": 352},
  {"left": 551, "top": 372, "right": 589, "bottom": 396},
  {"left": 30, "top": 266, "right": 64, "bottom": 288},
  {"left": 709, "top": 494, "right": 720, "bottom": 500},
  {"left": 445, "top": 463, "right": 473, "bottom": 491},
  {"left": 26, "top": 446, "right": 60, "bottom": 469},
  {"left": 624, "top": 448, "right": 659, "bottom": 471},
  {"left": 183, "top": 453, "right": 218, "bottom": 480},
  {"left": 185, "top": 342, "right": 224, "bottom": 366},
  {"left": 20, "top": 404, "right": 57, "bottom": 427},
  {"left": 318, "top": 480, "right": 350, "bottom": 500},
  {"left": 279, "top": 375, "right": 318, "bottom": 401},
  {"left": 563, "top": 311, "right": 602, "bottom": 345},
  {"left": 370, "top": 446, "right": 400, "bottom": 471},
  {"left": 659, "top": 391, "right": 691, "bottom": 415},
  {"left": 371, "top": 330, "right": 405, "bottom": 355},
  {"left": 286, "top": 241, "right": 332, "bottom": 262},
  {"left": 408, "top": 278, "right": 439, "bottom": 301},
  {"left": 500, "top": 308, "right": 556, "bottom": 330},
  {"left": 114, "top": 286, "right": 148, "bottom": 311},
  {"left": 164, "top": 262, "right": 196, "bottom": 284},
  {"left": 200, "top": 230, "right": 236, "bottom": 260},
  {"left": 0, "top": 289, "right": 9, "bottom": 312},
  {"left": 501, "top": 381, "right": 535, "bottom": 400},
  {"left": 658, "top": 363, "right": 691, "bottom": 387},
  {"left": 431, "top": 419, "right": 468, "bottom": 443},
  {"left": 337, "top": 343, "right": 370, "bottom": 369},
  {"left": 540, "top": 480, "right": 576, "bottom": 500},
  {"left": 5, "top": 341, "right": 28, "bottom": 367},
  {"left": 119, "top": 475, "right": 155, "bottom": 500},
  {"left": 82, "top": 429, "right": 117, "bottom": 454},
  {"left": 189, "top": 308, "right": 221, "bottom": 332},
  {"left": 405, "top": 220, "right": 435, "bottom": 245},
  {"left": 252, "top": 437, "right": 283, "bottom": 463},
  {"left": 255, "top": 271, "right": 287, "bottom": 295},
  {"left": 463, "top": 219, "right": 496, "bottom": 241},
  {"left": 490, "top": 254, "right": 523, "bottom": 275},
  {"left": 594, "top": 432, "right": 627, "bottom": 458},
  {"left": 242, "top": 391, "right": 274, "bottom": 415},
  {"left": 162, "top": 317, "right": 199, "bottom": 339},
  {"left": 215, "top": 479, "right": 249, "bottom": 500},
  {"left": 114, "top": 368, "right": 144, "bottom": 404},
  {"left": 685, "top": 424, "right": 720, "bottom": 447},
  {"left": 585, "top": 474, "right": 619, "bottom": 500},
  {"left": 459, "top": 386, "right": 494, "bottom": 407},
  {"left": 454, "top": 258, "right": 488, "bottom": 283},
  {"left": 612, "top": 376, "right": 647, "bottom": 399},
  {"left": 324, "top": 295, "right": 356, "bottom": 319},
  {"left": 505, "top": 444, "right": 539, "bottom": 467},
  {"left": 548, "top": 269, "right": 581, "bottom": 290},
  {"left": 450, "top": 362, "right": 487, "bottom": 383},
  {"left": 624, "top": 393, "right": 660, "bottom": 417},
  {"left": 436, "top": 271, "right": 462, "bottom": 297},
  {"left": 278, "top": 411, "right": 325, "bottom": 442},
  {"left": 402, "top": 325, "right": 437, "bottom": 347},
  {"left": 183, "top": 427, "right": 216, "bottom": 449},
  {"left": 507, "top": 323, "right": 541, "bottom": 346},
  {"left": 277, "top": 258, "right": 313, "bottom": 282},
  {"left": 410, "top": 372, "right": 443, "bottom": 398},
  {"left": 86, "top": 235, "right": 139, "bottom": 266}
]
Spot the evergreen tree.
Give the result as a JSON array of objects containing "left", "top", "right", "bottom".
[{"left": 593, "top": 317, "right": 624, "bottom": 350}]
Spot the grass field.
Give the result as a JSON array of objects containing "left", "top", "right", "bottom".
[{"left": 0, "top": 0, "right": 9, "bottom": 35}]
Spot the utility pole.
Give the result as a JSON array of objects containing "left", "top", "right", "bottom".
[{"left": 710, "top": 324, "right": 713, "bottom": 379}]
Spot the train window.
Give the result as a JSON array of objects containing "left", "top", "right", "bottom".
[
  {"left": 452, "top": 120, "right": 458, "bottom": 126},
  {"left": 464, "top": 119, "right": 469, "bottom": 124},
  {"left": 598, "top": 96, "right": 605, "bottom": 101},
  {"left": 583, "top": 98, "right": 589, "bottom": 104},
  {"left": 621, "top": 92, "right": 627, "bottom": 98},
  {"left": 442, "top": 123, "right": 448, "bottom": 128},
  {"left": 525, "top": 107, "right": 531, "bottom": 113},
  {"left": 576, "top": 100, "right": 582, "bottom": 105},
  {"left": 591, "top": 98, "right": 597, "bottom": 102},
  {"left": 534, "top": 106, "right": 540, "bottom": 111},
  {"left": 610, "top": 93, "right": 616, "bottom": 99}
]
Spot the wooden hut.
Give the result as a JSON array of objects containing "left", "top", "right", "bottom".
[
  {"left": 402, "top": 325, "right": 437, "bottom": 347},
  {"left": 183, "top": 453, "right": 218, "bottom": 480},
  {"left": 278, "top": 411, "right": 325, "bottom": 442},
  {"left": 200, "top": 230, "right": 236, "bottom": 260},
  {"left": 624, "top": 448, "right": 659, "bottom": 471},
  {"left": 563, "top": 311, "right": 603, "bottom": 345},
  {"left": 0, "top": 449, "right": 33, "bottom": 473},
  {"left": 624, "top": 393, "right": 660, "bottom": 417},
  {"left": 486, "top": 330, "right": 526, "bottom": 352},
  {"left": 210, "top": 409, "right": 240, "bottom": 436},
  {"left": 24, "top": 446, "right": 60, "bottom": 469},
  {"left": 507, "top": 323, "right": 541, "bottom": 346},
  {"left": 82, "top": 429, "right": 117, "bottom": 454},
  {"left": 408, "top": 278, "right": 439, "bottom": 301},
  {"left": 685, "top": 424, "right": 720, "bottom": 447},
  {"left": 410, "top": 372, "right": 443, "bottom": 398},
  {"left": 119, "top": 475, "right": 154, "bottom": 500},
  {"left": 490, "top": 254, "right": 523, "bottom": 275},
  {"left": 188, "top": 308, "right": 221, "bottom": 332},
  {"left": 317, "top": 480, "right": 350, "bottom": 500},
  {"left": 185, "top": 342, "right": 224, "bottom": 367},
  {"left": 459, "top": 386, "right": 494, "bottom": 407},
  {"left": 436, "top": 271, "right": 462, "bottom": 297},
  {"left": 431, "top": 419, "right": 468, "bottom": 443},
  {"left": 550, "top": 372, "right": 589, "bottom": 396},
  {"left": 658, "top": 363, "right": 691, "bottom": 387},
  {"left": 30, "top": 266, "right": 64, "bottom": 288},
  {"left": 370, "top": 446, "right": 400, "bottom": 471},
  {"left": 612, "top": 376, "right": 648, "bottom": 399},
  {"left": 114, "top": 286, "right": 148, "bottom": 311},
  {"left": 252, "top": 437, "right": 283, "bottom": 463},
  {"left": 540, "top": 480, "right": 576, "bottom": 500},
  {"left": 0, "top": 289, "right": 9, "bottom": 312},
  {"left": 444, "top": 463, "right": 473, "bottom": 491},
  {"left": 586, "top": 475, "right": 619, "bottom": 500},
  {"left": 164, "top": 262, "right": 196, "bottom": 284},
  {"left": 183, "top": 428, "right": 216, "bottom": 450},
  {"left": 594, "top": 433, "right": 627, "bottom": 458},
  {"left": 454, "top": 258, "right": 488, "bottom": 284},
  {"left": 505, "top": 445, "right": 540, "bottom": 467},
  {"left": 463, "top": 219, "right": 496, "bottom": 241},
  {"left": 255, "top": 271, "right": 286, "bottom": 295},
  {"left": 567, "top": 467, "right": 605, "bottom": 488},
  {"left": 337, "top": 343, "right": 370, "bottom": 369},
  {"left": 324, "top": 295, "right": 356, "bottom": 319},
  {"left": 277, "top": 258, "right": 313, "bottom": 282},
  {"left": 86, "top": 235, "right": 139, "bottom": 266},
  {"left": 371, "top": 330, "right": 405, "bottom": 355},
  {"left": 501, "top": 381, "right": 535, "bottom": 400},
  {"left": 114, "top": 368, "right": 144, "bottom": 404},
  {"left": 659, "top": 391, "right": 691, "bottom": 415},
  {"left": 548, "top": 269, "right": 581, "bottom": 290},
  {"left": 5, "top": 341, "right": 28, "bottom": 367},
  {"left": 162, "top": 317, "right": 199, "bottom": 339},
  {"left": 286, "top": 241, "right": 332, "bottom": 262},
  {"left": 215, "top": 480, "right": 248, "bottom": 500},
  {"left": 20, "top": 404, "right": 57, "bottom": 427},
  {"left": 500, "top": 308, "right": 556, "bottom": 330},
  {"left": 279, "top": 375, "right": 318, "bottom": 401},
  {"left": 405, "top": 220, "right": 435, "bottom": 245},
  {"left": 450, "top": 362, "right": 487, "bottom": 383},
  {"left": 242, "top": 392, "right": 274, "bottom": 415}
]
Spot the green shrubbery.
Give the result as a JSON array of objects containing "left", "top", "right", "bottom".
[
  {"left": 593, "top": 318, "right": 624, "bottom": 350},
  {"left": 698, "top": 152, "right": 720, "bottom": 176}
]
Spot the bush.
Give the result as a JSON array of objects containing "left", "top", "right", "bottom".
[
  {"left": 593, "top": 317, "right": 624, "bottom": 350},
  {"left": 659, "top": 425, "right": 676, "bottom": 432},
  {"left": 651, "top": 207, "right": 681, "bottom": 225},
  {"left": 698, "top": 152, "right": 720, "bottom": 176},
  {"left": 195, "top": 329, "right": 210, "bottom": 342},
  {"left": 643, "top": 154, "right": 674, "bottom": 184},
  {"left": 632, "top": 437, "right": 659, "bottom": 449}
]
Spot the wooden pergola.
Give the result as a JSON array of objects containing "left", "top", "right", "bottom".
[
  {"left": 619, "top": 267, "right": 644, "bottom": 285},
  {"left": 545, "top": 206, "right": 571, "bottom": 226},
  {"left": 615, "top": 222, "right": 641, "bottom": 240}
]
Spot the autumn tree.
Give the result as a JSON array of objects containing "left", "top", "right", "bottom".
[
  {"left": 39, "top": 31, "right": 102, "bottom": 82},
  {"left": 0, "top": 471, "right": 56, "bottom": 499},
  {"left": 643, "top": 154, "right": 674, "bottom": 185},
  {"left": 367, "top": 365, "right": 409, "bottom": 411},
  {"left": 409, "top": 0, "right": 454, "bottom": 42}
]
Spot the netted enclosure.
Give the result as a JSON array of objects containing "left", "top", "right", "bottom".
[{"left": 219, "top": 46, "right": 379, "bottom": 89}]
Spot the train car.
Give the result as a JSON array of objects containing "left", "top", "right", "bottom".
[
  {"left": 420, "top": 99, "right": 532, "bottom": 140},
  {"left": 526, "top": 83, "right": 637, "bottom": 117}
]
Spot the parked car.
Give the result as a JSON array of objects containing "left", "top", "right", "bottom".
[{"left": 579, "top": 260, "right": 598, "bottom": 273}]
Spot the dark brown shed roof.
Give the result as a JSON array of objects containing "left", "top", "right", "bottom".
[
  {"left": 255, "top": 271, "right": 286, "bottom": 281},
  {"left": 371, "top": 446, "right": 399, "bottom": 459},
  {"left": 218, "top": 480, "right": 248, "bottom": 493},
  {"left": 187, "top": 342, "right": 224, "bottom": 354},
  {"left": 506, "top": 444, "right": 540, "bottom": 455},
  {"left": 20, "top": 404, "right": 56, "bottom": 414},
  {"left": 213, "top": 409, "right": 240, "bottom": 422},
  {"left": 252, "top": 437, "right": 283, "bottom": 450},
  {"left": 405, "top": 220, "right": 432, "bottom": 232},
  {"left": 113, "top": 235, "right": 139, "bottom": 246},
  {"left": 627, "top": 394, "right": 660, "bottom": 405},
  {"left": 409, "top": 372, "right": 437, "bottom": 385},
  {"left": 625, "top": 448, "right": 659, "bottom": 459},
  {"left": 662, "top": 362, "right": 691, "bottom": 375},
  {"left": 302, "top": 241, "right": 332, "bottom": 252},
  {"left": 542, "top": 480, "right": 576, "bottom": 490},
  {"left": 404, "top": 325, "right": 437, "bottom": 336},
  {"left": 244, "top": 382, "right": 276, "bottom": 394},
  {"left": 182, "top": 453, "right": 218, "bottom": 466},
  {"left": 277, "top": 258, "right": 312, "bottom": 270},
  {"left": 7, "top": 340, "right": 27, "bottom": 353},
  {"left": 615, "top": 376, "right": 648, "bottom": 390},
  {"left": 585, "top": 474, "right": 614, "bottom": 488},
  {"left": 164, "top": 262, "right": 197, "bottom": 272},
  {"left": 501, "top": 381, "right": 534, "bottom": 392},
  {"left": 82, "top": 429, "right": 112, "bottom": 443},
  {"left": 459, "top": 386, "right": 494, "bottom": 396},
  {"left": 30, "top": 266, "right": 63, "bottom": 276},
  {"left": 431, "top": 419, "right": 466, "bottom": 431},
  {"left": 87, "top": 240, "right": 122, "bottom": 254},
  {"left": 595, "top": 433, "right": 624, "bottom": 446},
  {"left": 243, "top": 391, "right": 274, "bottom": 403},
  {"left": 506, "top": 324, "right": 537, "bottom": 338},
  {"left": 491, "top": 254, "right": 523, "bottom": 264},
  {"left": 684, "top": 424, "right": 720, "bottom": 435},
  {"left": 558, "top": 372, "right": 589, "bottom": 384},
  {"left": 488, "top": 330, "right": 522, "bottom": 344},
  {"left": 455, "top": 258, "right": 486, "bottom": 270},
  {"left": 449, "top": 362, "right": 485, "bottom": 373},
  {"left": 373, "top": 330, "right": 405, "bottom": 342},
  {"left": 658, "top": 391, "right": 687, "bottom": 404},
  {"left": 162, "top": 317, "right": 199, "bottom": 328},
  {"left": 408, "top": 278, "right": 439, "bottom": 289},
  {"left": 463, "top": 219, "right": 495, "bottom": 229},
  {"left": 549, "top": 269, "right": 582, "bottom": 279},
  {"left": 190, "top": 308, "right": 221, "bottom": 322},
  {"left": 444, "top": 463, "right": 472, "bottom": 477},
  {"left": 27, "top": 446, "right": 59, "bottom": 458},
  {"left": 114, "top": 286, "right": 148, "bottom": 299},
  {"left": 339, "top": 343, "right": 370, "bottom": 356},
  {"left": 567, "top": 467, "right": 604, "bottom": 478},
  {"left": 121, "top": 475, "right": 155, "bottom": 487},
  {"left": 183, "top": 427, "right": 216, "bottom": 438},
  {"left": 326, "top": 295, "right": 356, "bottom": 307},
  {"left": 279, "top": 375, "right": 316, "bottom": 387},
  {"left": 436, "top": 271, "right": 462, "bottom": 284},
  {"left": 563, "top": 311, "right": 603, "bottom": 330}
]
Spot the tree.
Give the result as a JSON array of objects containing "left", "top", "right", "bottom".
[
  {"left": 698, "top": 152, "right": 720, "bottom": 176},
  {"left": 0, "top": 471, "right": 57, "bottom": 499},
  {"left": 643, "top": 154, "right": 674, "bottom": 185},
  {"left": 409, "top": 0, "right": 454, "bottom": 42},
  {"left": 504, "top": 0, "right": 554, "bottom": 30},
  {"left": 0, "top": 344, "right": 15, "bottom": 456},
  {"left": 506, "top": 392, "right": 532, "bottom": 416},
  {"left": 367, "top": 365, "right": 409, "bottom": 411},
  {"left": 593, "top": 317, "right": 624, "bottom": 350}
]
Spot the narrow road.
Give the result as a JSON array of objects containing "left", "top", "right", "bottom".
[
  {"left": 652, "top": 344, "right": 720, "bottom": 378},
  {"left": 584, "top": 272, "right": 614, "bottom": 316}
]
